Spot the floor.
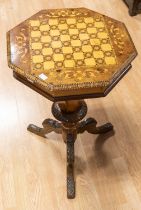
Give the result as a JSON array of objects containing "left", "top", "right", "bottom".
[{"left": 0, "top": 0, "right": 141, "bottom": 209}]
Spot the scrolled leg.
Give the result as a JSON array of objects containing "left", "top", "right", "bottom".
[
  {"left": 66, "top": 132, "right": 76, "bottom": 199},
  {"left": 27, "top": 118, "right": 62, "bottom": 138},
  {"left": 27, "top": 100, "right": 115, "bottom": 199},
  {"left": 77, "top": 118, "right": 113, "bottom": 134}
]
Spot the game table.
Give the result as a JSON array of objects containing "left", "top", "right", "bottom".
[{"left": 7, "top": 8, "right": 137, "bottom": 199}]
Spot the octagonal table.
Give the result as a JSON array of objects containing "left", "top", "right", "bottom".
[{"left": 7, "top": 8, "right": 137, "bottom": 199}]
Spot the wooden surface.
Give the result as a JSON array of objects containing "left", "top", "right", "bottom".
[
  {"left": 0, "top": 0, "right": 141, "bottom": 209},
  {"left": 7, "top": 8, "right": 137, "bottom": 99}
]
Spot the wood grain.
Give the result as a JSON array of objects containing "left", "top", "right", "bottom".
[{"left": 0, "top": 0, "right": 141, "bottom": 209}]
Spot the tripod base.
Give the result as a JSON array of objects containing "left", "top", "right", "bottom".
[{"left": 27, "top": 100, "right": 113, "bottom": 199}]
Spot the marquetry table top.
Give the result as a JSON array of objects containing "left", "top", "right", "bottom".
[{"left": 7, "top": 8, "right": 137, "bottom": 101}]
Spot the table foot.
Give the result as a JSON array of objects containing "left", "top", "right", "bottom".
[
  {"left": 77, "top": 118, "right": 113, "bottom": 134},
  {"left": 66, "top": 133, "right": 75, "bottom": 199},
  {"left": 67, "top": 164, "right": 75, "bottom": 199},
  {"left": 27, "top": 118, "right": 62, "bottom": 138},
  {"left": 27, "top": 124, "right": 47, "bottom": 138},
  {"left": 96, "top": 122, "right": 113, "bottom": 134}
]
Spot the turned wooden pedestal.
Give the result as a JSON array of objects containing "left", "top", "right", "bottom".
[{"left": 27, "top": 100, "right": 113, "bottom": 199}]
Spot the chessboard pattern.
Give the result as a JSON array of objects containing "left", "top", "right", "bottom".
[
  {"left": 7, "top": 8, "right": 137, "bottom": 98},
  {"left": 29, "top": 15, "right": 117, "bottom": 83}
]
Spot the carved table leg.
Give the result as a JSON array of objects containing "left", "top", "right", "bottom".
[
  {"left": 65, "top": 132, "right": 76, "bottom": 199},
  {"left": 77, "top": 117, "right": 113, "bottom": 134},
  {"left": 27, "top": 100, "right": 114, "bottom": 199},
  {"left": 27, "top": 118, "right": 62, "bottom": 138},
  {"left": 52, "top": 100, "right": 87, "bottom": 199}
]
